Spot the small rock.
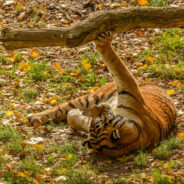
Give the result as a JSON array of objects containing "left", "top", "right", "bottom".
[
  {"left": 3, "top": 0, "right": 14, "bottom": 6},
  {"left": 109, "top": 3, "right": 120, "bottom": 9},
  {"left": 143, "top": 73, "right": 150, "bottom": 78}
]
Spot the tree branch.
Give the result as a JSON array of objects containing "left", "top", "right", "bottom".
[{"left": 1, "top": 6, "right": 184, "bottom": 50}]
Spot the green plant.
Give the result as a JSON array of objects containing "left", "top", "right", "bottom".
[
  {"left": 47, "top": 155, "right": 56, "bottom": 164},
  {"left": 134, "top": 150, "right": 147, "bottom": 167},
  {"left": 0, "top": 125, "right": 20, "bottom": 143},
  {"left": 27, "top": 62, "right": 48, "bottom": 81},
  {"left": 99, "top": 77, "right": 107, "bottom": 86},
  {"left": 20, "top": 156, "right": 43, "bottom": 176},
  {"left": 138, "top": 29, "right": 184, "bottom": 80},
  {"left": 58, "top": 144, "right": 77, "bottom": 155},
  {"left": 79, "top": 52, "right": 99, "bottom": 65},
  {"left": 152, "top": 137, "right": 182, "bottom": 160},
  {"left": 148, "top": 0, "right": 168, "bottom": 7},
  {"left": 23, "top": 89, "right": 38, "bottom": 102},
  {"left": 14, "top": 53, "right": 23, "bottom": 63},
  {"left": 152, "top": 145, "right": 171, "bottom": 160},
  {"left": 65, "top": 169, "right": 96, "bottom": 184},
  {"left": 6, "top": 138, "right": 23, "bottom": 154},
  {"left": 152, "top": 169, "right": 171, "bottom": 184}
]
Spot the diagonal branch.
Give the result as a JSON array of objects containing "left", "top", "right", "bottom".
[{"left": 1, "top": 6, "right": 184, "bottom": 50}]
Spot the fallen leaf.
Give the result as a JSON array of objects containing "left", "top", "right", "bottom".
[
  {"left": 167, "top": 89, "right": 175, "bottom": 95},
  {"left": 177, "top": 132, "right": 184, "bottom": 140},
  {"left": 147, "top": 56, "right": 155, "bottom": 62},
  {"left": 138, "top": 0, "right": 148, "bottom": 6},
  {"left": 32, "top": 51, "right": 39, "bottom": 58},
  {"left": 5, "top": 110, "right": 14, "bottom": 117},
  {"left": 105, "top": 180, "right": 113, "bottom": 184}
]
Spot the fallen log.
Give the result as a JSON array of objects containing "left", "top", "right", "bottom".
[{"left": 1, "top": 6, "right": 184, "bottom": 50}]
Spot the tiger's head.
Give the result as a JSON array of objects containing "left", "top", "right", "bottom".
[
  {"left": 83, "top": 104, "right": 122, "bottom": 156},
  {"left": 83, "top": 104, "right": 141, "bottom": 157}
]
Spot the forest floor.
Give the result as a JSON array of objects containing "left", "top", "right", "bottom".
[{"left": 0, "top": 0, "right": 184, "bottom": 183}]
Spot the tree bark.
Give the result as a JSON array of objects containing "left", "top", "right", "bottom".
[{"left": 1, "top": 6, "right": 184, "bottom": 50}]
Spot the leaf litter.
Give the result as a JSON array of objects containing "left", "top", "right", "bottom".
[{"left": 0, "top": 0, "right": 184, "bottom": 183}]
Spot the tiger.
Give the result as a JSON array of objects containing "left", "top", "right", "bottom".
[{"left": 28, "top": 31, "right": 176, "bottom": 157}]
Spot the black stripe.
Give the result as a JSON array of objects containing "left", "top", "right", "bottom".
[
  {"left": 118, "top": 90, "right": 138, "bottom": 102},
  {"left": 113, "top": 117, "right": 123, "bottom": 128},
  {"left": 119, "top": 121, "right": 126, "bottom": 129},
  {"left": 68, "top": 102, "right": 75, "bottom": 108},
  {"left": 98, "top": 133, "right": 108, "bottom": 138},
  {"left": 91, "top": 142, "right": 99, "bottom": 145},
  {"left": 96, "top": 145, "right": 117, "bottom": 152},
  {"left": 90, "top": 133, "right": 97, "bottom": 138},
  {"left": 78, "top": 98, "right": 84, "bottom": 107},
  {"left": 58, "top": 108, "right": 63, "bottom": 115},
  {"left": 117, "top": 120, "right": 141, "bottom": 147},
  {"left": 150, "top": 94, "right": 175, "bottom": 130},
  {"left": 85, "top": 96, "right": 89, "bottom": 108},
  {"left": 107, "top": 90, "right": 116, "bottom": 100},
  {"left": 109, "top": 118, "right": 114, "bottom": 124},
  {"left": 101, "top": 94, "right": 105, "bottom": 101},
  {"left": 95, "top": 96, "right": 100, "bottom": 105},
  {"left": 117, "top": 105, "right": 137, "bottom": 114},
  {"left": 98, "top": 137, "right": 106, "bottom": 144}
]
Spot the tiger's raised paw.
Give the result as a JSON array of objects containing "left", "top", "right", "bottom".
[{"left": 94, "top": 31, "right": 113, "bottom": 49}]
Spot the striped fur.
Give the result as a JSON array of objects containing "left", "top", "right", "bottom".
[{"left": 28, "top": 31, "right": 176, "bottom": 157}]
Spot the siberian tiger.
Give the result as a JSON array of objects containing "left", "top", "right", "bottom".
[{"left": 28, "top": 31, "right": 176, "bottom": 157}]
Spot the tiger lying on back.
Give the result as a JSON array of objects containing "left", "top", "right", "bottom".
[{"left": 28, "top": 31, "right": 176, "bottom": 157}]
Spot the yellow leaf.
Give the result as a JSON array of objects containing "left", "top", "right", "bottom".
[
  {"left": 178, "top": 132, "right": 184, "bottom": 140},
  {"left": 82, "top": 166, "right": 87, "bottom": 171},
  {"left": 145, "top": 78, "right": 150, "bottom": 82},
  {"left": 97, "top": 4, "right": 102, "bottom": 9},
  {"left": 32, "top": 51, "right": 39, "bottom": 58},
  {"left": 142, "top": 64, "right": 147, "bottom": 70},
  {"left": 50, "top": 99, "right": 57, "bottom": 104},
  {"left": 5, "top": 110, "right": 14, "bottom": 117},
  {"left": 16, "top": 4, "right": 24, "bottom": 10},
  {"left": 17, "top": 172, "right": 27, "bottom": 178},
  {"left": 59, "top": 168, "right": 66, "bottom": 174},
  {"left": 59, "top": 70, "right": 63, "bottom": 76},
  {"left": 138, "top": 0, "right": 148, "bottom": 6},
  {"left": 33, "top": 144, "right": 45, "bottom": 150},
  {"left": 66, "top": 154, "right": 73, "bottom": 160},
  {"left": 87, "top": 86, "right": 98, "bottom": 93},
  {"left": 167, "top": 89, "right": 175, "bottom": 95},
  {"left": 147, "top": 56, "right": 155, "bottom": 62},
  {"left": 174, "top": 68, "right": 180, "bottom": 72},
  {"left": 105, "top": 180, "right": 113, "bottom": 184}
]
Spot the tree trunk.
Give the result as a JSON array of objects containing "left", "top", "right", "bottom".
[{"left": 1, "top": 6, "right": 184, "bottom": 50}]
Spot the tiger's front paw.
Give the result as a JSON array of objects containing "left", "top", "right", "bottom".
[
  {"left": 27, "top": 114, "right": 45, "bottom": 124},
  {"left": 94, "top": 31, "right": 113, "bottom": 49}
]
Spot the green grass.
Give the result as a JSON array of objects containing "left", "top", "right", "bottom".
[
  {"left": 0, "top": 125, "right": 21, "bottom": 143},
  {"left": 27, "top": 62, "right": 49, "bottom": 81},
  {"left": 152, "top": 137, "right": 182, "bottom": 160},
  {"left": 148, "top": 0, "right": 168, "bottom": 7},
  {"left": 65, "top": 169, "right": 96, "bottom": 184},
  {"left": 138, "top": 29, "right": 184, "bottom": 81},
  {"left": 23, "top": 89, "right": 38, "bottom": 102},
  {"left": 134, "top": 150, "right": 147, "bottom": 167},
  {"left": 20, "top": 156, "right": 43, "bottom": 176}
]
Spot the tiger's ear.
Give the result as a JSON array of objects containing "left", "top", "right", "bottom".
[{"left": 111, "top": 129, "right": 120, "bottom": 142}]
